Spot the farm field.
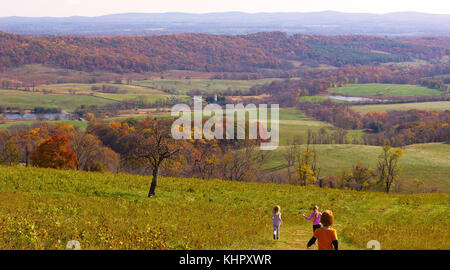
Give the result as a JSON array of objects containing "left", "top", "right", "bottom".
[
  {"left": 134, "top": 78, "right": 290, "bottom": 95},
  {"left": 260, "top": 143, "right": 450, "bottom": 193},
  {"left": 299, "top": 96, "right": 341, "bottom": 103},
  {"left": 92, "top": 92, "right": 170, "bottom": 103},
  {"left": 352, "top": 101, "right": 450, "bottom": 113},
  {"left": 0, "top": 89, "right": 114, "bottom": 110},
  {"left": 0, "top": 64, "right": 128, "bottom": 85},
  {"left": 36, "top": 83, "right": 156, "bottom": 94},
  {"left": 274, "top": 112, "right": 333, "bottom": 145},
  {"left": 328, "top": 83, "right": 443, "bottom": 97},
  {"left": 0, "top": 120, "right": 89, "bottom": 131},
  {"left": 0, "top": 165, "right": 447, "bottom": 250},
  {"left": 0, "top": 83, "right": 170, "bottom": 111},
  {"left": 36, "top": 83, "right": 169, "bottom": 103},
  {"left": 0, "top": 65, "right": 225, "bottom": 85}
]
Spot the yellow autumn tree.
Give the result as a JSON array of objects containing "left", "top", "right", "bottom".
[{"left": 296, "top": 149, "right": 319, "bottom": 186}]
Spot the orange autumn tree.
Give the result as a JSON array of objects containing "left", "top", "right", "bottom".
[{"left": 31, "top": 135, "right": 78, "bottom": 170}]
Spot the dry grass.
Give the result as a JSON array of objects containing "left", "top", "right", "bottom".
[{"left": 0, "top": 166, "right": 448, "bottom": 250}]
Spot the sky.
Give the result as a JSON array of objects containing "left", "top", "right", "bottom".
[{"left": 1, "top": 0, "right": 449, "bottom": 17}]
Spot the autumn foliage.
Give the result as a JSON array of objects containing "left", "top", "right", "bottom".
[
  {"left": 30, "top": 135, "right": 78, "bottom": 170},
  {"left": 1, "top": 31, "right": 449, "bottom": 73}
]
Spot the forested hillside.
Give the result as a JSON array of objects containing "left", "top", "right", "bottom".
[{"left": 1, "top": 31, "right": 449, "bottom": 73}]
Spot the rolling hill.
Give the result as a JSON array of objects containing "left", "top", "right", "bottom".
[
  {"left": 328, "top": 83, "right": 443, "bottom": 97},
  {"left": 1, "top": 31, "right": 449, "bottom": 73},
  {"left": 0, "top": 165, "right": 448, "bottom": 250},
  {"left": 260, "top": 143, "right": 450, "bottom": 193}
]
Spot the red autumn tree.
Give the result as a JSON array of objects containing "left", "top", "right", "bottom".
[{"left": 31, "top": 135, "right": 78, "bottom": 170}]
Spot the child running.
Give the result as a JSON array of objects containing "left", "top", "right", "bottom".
[
  {"left": 272, "top": 205, "right": 282, "bottom": 240},
  {"left": 303, "top": 205, "right": 322, "bottom": 247},
  {"left": 303, "top": 205, "right": 322, "bottom": 232},
  {"left": 306, "top": 210, "right": 338, "bottom": 250}
]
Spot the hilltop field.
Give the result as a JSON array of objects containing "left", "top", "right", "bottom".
[
  {"left": 0, "top": 83, "right": 168, "bottom": 110},
  {"left": 0, "top": 166, "right": 448, "bottom": 250},
  {"left": 351, "top": 101, "right": 450, "bottom": 113},
  {"left": 328, "top": 83, "right": 443, "bottom": 97},
  {"left": 260, "top": 143, "right": 450, "bottom": 193},
  {"left": 133, "top": 78, "right": 288, "bottom": 95}
]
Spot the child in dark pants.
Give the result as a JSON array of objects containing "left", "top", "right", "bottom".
[
  {"left": 303, "top": 205, "right": 322, "bottom": 245},
  {"left": 307, "top": 210, "right": 338, "bottom": 250}
]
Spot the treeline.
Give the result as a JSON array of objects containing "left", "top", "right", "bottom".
[
  {"left": 32, "top": 107, "right": 62, "bottom": 114},
  {"left": 418, "top": 77, "right": 449, "bottom": 92},
  {"left": 300, "top": 100, "right": 362, "bottom": 129},
  {"left": 1, "top": 31, "right": 449, "bottom": 73},
  {"left": 0, "top": 119, "right": 268, "bottom": 192},
  {"left": 299, "top": 101, "right": 450, "bottom": 146},
  {"left": 0, "top": 105, "right": 61, "bottom": 114},
  {"left": 0, "top": 124, "right": 119, "bottom": 171},
  {"left": 73, "top": 96, "right": 183, "bottom": 119}
]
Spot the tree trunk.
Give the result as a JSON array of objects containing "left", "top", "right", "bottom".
[
  {"left": 25, "top": 149, "right": 30, "bottom": 167},
  {"left": 148, "top": 167, "right": 159, "bottom": 197},
  {"left": 287, "top": 166, "right": 291, "bottom": 184}
]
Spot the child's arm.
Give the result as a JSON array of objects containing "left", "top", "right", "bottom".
[
  {"left": 332, "top": 240, "right": 338, "bottom": 250},
  {"left": 332, "top": 230, "right": 338, "bottom": 250},
  {"left": 303, "top": 213, "right": 313, "bottom": 220}
]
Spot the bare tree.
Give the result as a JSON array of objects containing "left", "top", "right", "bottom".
[
  {"left": 283, "top": 143, "right": 298, "bottom": 184},
  {"left": 377, "top": 145, "right": 403, "bottom": 193},
  {"left": 220, "top": 145, "right": 257, "bottom": 181},
  {"left": 132, "top": 119, "right": 180, "bottom": 197}
]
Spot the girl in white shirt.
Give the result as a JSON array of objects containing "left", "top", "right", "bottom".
[{"left": 272, "top": 205, "right": 282, "bottom": 240}]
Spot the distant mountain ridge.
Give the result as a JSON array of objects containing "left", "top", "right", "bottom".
[{"left": 0, "top": 11, "right": 449, "bottom": 36}]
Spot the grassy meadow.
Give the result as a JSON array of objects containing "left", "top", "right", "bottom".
[
  {"left": 266, "top": 108, "right": 333, "bottom": 145},
  {"left": 260, "top": 143, "right": 450, "bottom": 193},
  {"left": 0, "top": 64, "right": 126, "bottom": 85},
  {"left": 36, "top": 83, "right": 161, "bottom": 94},
  {"left": 328, "top": 83, "right": 443, "bottom": 97},
  {"left": 299, "top": 96, "right": 342, "bottom": 103},
  {"left": 0, "top": 120, "right": 89, "bottom": 131},
  {"left": 36, "top": 83, "right": 169, "bottom": 103},
  {"left": 0, "top": 65, "right": 225, "bottom": 85},
  {"left": 352, "top": 101, "right": 450, "bottom": 113},
  {"left": 0, "top": 83, "right": 169, "bottom": 111},
  {"left": 134, "top": 78, "right": 288, "bottom": 95},
  {"left": 0, "top": 165, "right": 447, "bottom": 250},
  {"left": 0, "top": 89, "right": 114, "bottom": 110}
]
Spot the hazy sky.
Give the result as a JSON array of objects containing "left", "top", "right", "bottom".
[{"left": 1, "top": 0, "right": 450, "bottom": 17}]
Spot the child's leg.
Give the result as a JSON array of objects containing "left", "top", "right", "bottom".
[
  {"left": 273, "top": 225, "right": 277, "bottom": 239},
  {"left": 308, "top": 236, "right": 315, "bottom": 245},
  {"left": 275, "top": 225, "right": 280, "bottom": 239},
  {"left": 309, "top": 225, "right": 320, "bottom": 245}
]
